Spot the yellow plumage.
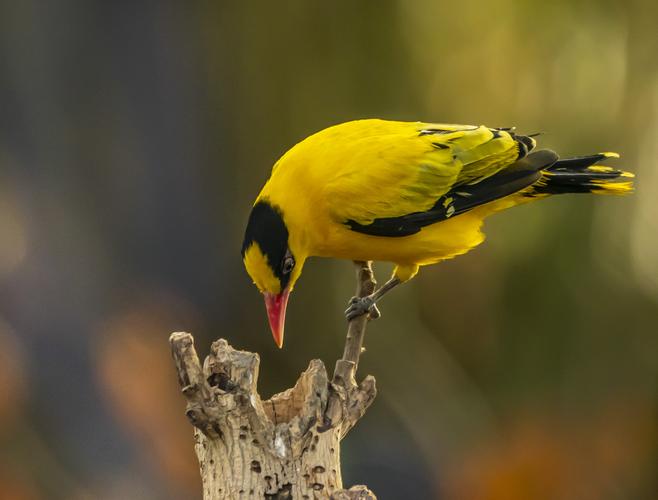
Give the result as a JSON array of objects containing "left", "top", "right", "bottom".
[{"left": 242, "top": 119, "right": 634, "bottom": 346}]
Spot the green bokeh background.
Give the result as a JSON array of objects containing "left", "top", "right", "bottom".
[{"left": 0, "top": 1, "right": 656, "bottom": 499}]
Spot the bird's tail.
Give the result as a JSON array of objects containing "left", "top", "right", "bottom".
[{"left": 526, "top": 152, "right": 634, "bottom": 197}]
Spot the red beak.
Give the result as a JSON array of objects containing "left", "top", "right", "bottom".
[{"left": 264, "top": 289, "right": 290, "bottom": 348}]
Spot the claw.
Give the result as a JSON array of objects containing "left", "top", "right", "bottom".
[{"left": 345, "top": 296, "right": 376, "bottom": 321}]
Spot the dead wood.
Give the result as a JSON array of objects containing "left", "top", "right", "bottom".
[{"left": 170, "top": 261, "right": 378, "bottom": 499}]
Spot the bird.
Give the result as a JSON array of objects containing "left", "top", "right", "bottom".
[{"left": 241, "top": 119, "right": 634, "bottom": 348}]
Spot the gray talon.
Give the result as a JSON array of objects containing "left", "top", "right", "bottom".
[{"left": 345, "top": 296, "right": 376, "bottom": 321}]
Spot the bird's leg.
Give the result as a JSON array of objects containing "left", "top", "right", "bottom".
[{"left": 345, "top": 276, "right": 401, "bottom": 321}]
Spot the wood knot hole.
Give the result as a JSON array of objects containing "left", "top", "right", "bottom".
[{"left": 207, "top": 371, "right": 233, "bottom": 391}]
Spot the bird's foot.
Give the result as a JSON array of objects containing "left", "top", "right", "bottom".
[{"left": 345, "top": 296, "right": 380, "bottom": 321}]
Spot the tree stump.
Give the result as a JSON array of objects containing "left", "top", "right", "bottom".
[{"left": 170, "top": 262, "right": 379, "bottom": 499}]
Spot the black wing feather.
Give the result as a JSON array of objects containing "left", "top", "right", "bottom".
[{"left": 346, "top": 150, "right": 559, "bottom": 237}]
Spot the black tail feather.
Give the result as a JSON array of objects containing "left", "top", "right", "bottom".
[
  {"left": 548, "top": 153, "right": 612, "bottom": 171},
  {"left": 531, "top": 153, "right": 633, "bottom": 196}
]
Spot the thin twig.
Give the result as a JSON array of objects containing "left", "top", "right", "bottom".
[{"left": 332, "top": 261, "right": 377, "bottom": 388}]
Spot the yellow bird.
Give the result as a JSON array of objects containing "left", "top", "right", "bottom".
[{"left": 241, "top": 119, "right": 634, "bottom": 347}]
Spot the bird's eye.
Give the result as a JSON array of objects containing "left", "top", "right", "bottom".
[{"left": 281, "top": 254, "right": 295, "bottom": 274}]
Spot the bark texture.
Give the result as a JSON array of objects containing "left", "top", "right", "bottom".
[{"left": 170, "top": 262, "right": 379, "bottom": 499}]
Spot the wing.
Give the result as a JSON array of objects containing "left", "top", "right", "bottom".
[
  {"left": 324, "top": 121, "right": 538, "bottom": 236},
  {"left": 346, "top": 150, "right": 559, "bottom": 236}
]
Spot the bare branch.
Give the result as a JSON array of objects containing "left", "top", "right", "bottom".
[
  {"left": 169, "top": 262, "right": 379, "bottom": 498},
  {"left": 333, "top": 261, "right": 377, "bottom": 388}
]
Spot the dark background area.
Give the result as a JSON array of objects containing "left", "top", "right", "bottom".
[{"left": 0, "top": 1, "right": 656, "bottom": 499}]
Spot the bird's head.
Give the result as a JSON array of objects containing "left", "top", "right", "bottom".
[{"left": 241, "top": 200, "right": 306, "bottom": 348}]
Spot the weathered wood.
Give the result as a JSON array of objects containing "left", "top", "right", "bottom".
[
  {"left": 333, "top": 261, "right": 377, "bottom": 388},
  {"left": 170, "top": 261, "right": 378, "bottom": 499}
]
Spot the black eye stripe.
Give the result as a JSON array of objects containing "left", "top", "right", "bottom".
[{"left": 242, "top": 200, "right": 294, "bottom": 288}]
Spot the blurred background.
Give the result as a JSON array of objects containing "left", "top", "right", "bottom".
[{"left": 0, "top": 1, "right": 656, "bottom": 499}]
